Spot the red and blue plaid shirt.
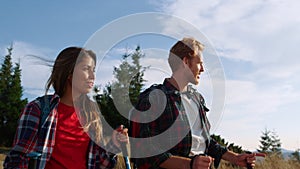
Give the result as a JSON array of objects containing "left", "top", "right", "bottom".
[
  {"left": 130, "top": 79, "right": 227, "bottom": 169},
  {"left": 4, "top": 94, "right": 118, "bottom": 169}
]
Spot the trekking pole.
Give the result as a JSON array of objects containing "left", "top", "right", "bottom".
[
  {"left": 245, "top": 152, "right": 266, "bottom": 169},
  {"left": 124, "top": 156, "right": 131, "bottom": 169},
  {"left": 121, "top": 142, "right": 131, "bottom": 169},
  {"left": 246, "top": 162, "right": 252, "bottom": 169}
]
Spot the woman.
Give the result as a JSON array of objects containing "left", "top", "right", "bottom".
[{"left": 4, "top": 47, "right": 128, "bottom": 169}]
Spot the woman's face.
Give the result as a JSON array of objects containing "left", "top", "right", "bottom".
[{"left": 72, "top": 55, "right": 95, "bottom": 97}]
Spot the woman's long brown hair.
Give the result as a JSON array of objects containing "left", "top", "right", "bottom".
[{"left": 46, "top": 47, "right": 103, "bottom": 144}]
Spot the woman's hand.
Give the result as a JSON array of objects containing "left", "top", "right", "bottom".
[{"left": 112, "top": 125, "right": 129, "bottom": 148}]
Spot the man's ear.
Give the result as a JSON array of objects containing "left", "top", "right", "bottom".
[{"left": 182, "top": 56, "right": 189, "bottom": 66}]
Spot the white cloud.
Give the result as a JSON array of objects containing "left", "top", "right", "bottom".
[
  {"left": 214, "top": 78, "right": 300, "bottom": 150},
  {"left": 142, "top": 48, "right": 171, "bottom": 86},
  {"left": 156, "top": 0, "right": 300, "bottom": 63},
  {"left": 225, "top": 80, "right": 299, "bottom": 115},
  {"left": 155, "top": 0, "right": 300, "bottom": 150}
]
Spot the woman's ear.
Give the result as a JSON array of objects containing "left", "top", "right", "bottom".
[{"left": 67, "top": 75, "right": 72, "bottom": 84}]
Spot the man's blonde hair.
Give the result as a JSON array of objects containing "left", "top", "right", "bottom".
[{"left": 168, "top": 37, "right": 204, "bottom": 72}]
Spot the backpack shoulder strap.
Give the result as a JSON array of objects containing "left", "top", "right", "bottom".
[{"left": 36, "top": 95, "right": 52, "bottom": 130}]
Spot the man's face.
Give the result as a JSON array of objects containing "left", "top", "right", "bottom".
[{"left": 186, "top": 52, "right": 204, "bottom": 85}]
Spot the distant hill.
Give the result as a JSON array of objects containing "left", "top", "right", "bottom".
[
  {"left": 281, "top": 148, "right": 294, "bottom": 159},
  {"left": 253, "top": 148, "right": 296, "bottom": 159}
]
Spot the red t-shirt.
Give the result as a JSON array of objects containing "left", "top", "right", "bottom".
[{"left": 45, "top": 102, "right": 90, "bottom": 169}]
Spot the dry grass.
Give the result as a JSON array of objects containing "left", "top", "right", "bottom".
[
  {"left": 0, "top": 154, "right": 6, "bottom": 169},
  {"left": 254, "top": 154, "right": 300, "bottom": 169},
  {"left": 115, "top": 155, "right": 300, "bottom": 169},
  {"left": 114, "top": 154, "right": 300, "bottom": 169},
  {"left": 217, "top": 154, "right": 300, "bottom": 169},
  {"left": 1, "top": 152, "right": 300, "bottom": 169},
  {"left": 0, "top": 147, "right": 9, "bottom": 169}
]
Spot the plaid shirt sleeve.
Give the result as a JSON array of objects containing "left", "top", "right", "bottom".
[
  {"left": 207, "top": 138, "right": 228, "bottom": 168},
  {"left": 88, "top": 141, "right": 118, "bottom": 169},
  {"left": 4, "top": 101, "right": 41, "bottom": 169}
]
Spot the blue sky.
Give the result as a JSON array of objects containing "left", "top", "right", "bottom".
[{"left": 1, "top": 0, "right": 300, "bottom": 151}]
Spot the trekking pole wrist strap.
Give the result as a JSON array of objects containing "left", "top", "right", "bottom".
[{"left": 190, "top": 155, "right": 199, "bottom": 169}]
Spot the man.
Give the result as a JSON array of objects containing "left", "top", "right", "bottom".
[{"left": 129, "top": 37, "right": 262, "bottom": 169}]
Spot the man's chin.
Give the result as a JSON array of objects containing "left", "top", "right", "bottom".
[{"left": 190, "top": 80, "right": 199, "bottom": 85}]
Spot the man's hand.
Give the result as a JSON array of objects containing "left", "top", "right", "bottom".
[
  {"left": 234, "top": 153, "right": 266, "bottom": 168},
  {"left": 192, "top": 155, "right": 214, "bottom": 169}
]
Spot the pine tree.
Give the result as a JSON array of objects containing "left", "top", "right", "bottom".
[
  {"left": 257, "top": 128, "right": 281, "bottom": 154},
  {"left": 258, "top": 129, "right": 272, "bottom": 153},
  {"left": 270, "top": 130, "right": 281, "bottom": 154},
  {"left": 0, "top": 47, "right": 14, "bottom": 145},
  {"left": 211, "top": 134, "right": 243, "bottom": 153},
  {"left": 96, "top": 46, "right": 147, "bottom": 133},
  {"left": 0, "top": 46, "right": 27, "bottom": 146}
]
